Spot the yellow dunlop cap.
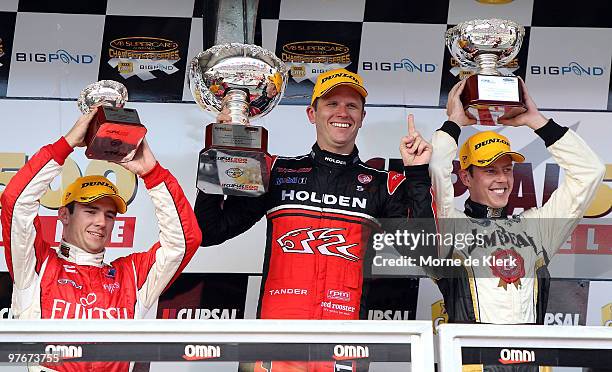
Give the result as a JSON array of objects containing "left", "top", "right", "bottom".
[
  {"left": 268, "top": 72, "right": 283, "bottom": 92},
  {"left": 459, "top": 131, "right": 525, "bottom": 170},
  {"left": 62, "top": 175, "right": 127, "bottom": 214},
  {"left": 311, "top": 68, "right": 367, "bottom": 105}
]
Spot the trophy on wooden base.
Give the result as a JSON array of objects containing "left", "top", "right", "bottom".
[
  {"left": 77, "top": 80, "right": 146, "bottom": 162},
  {"left": 189, "top": 43, "right": 287, "bottom": 196},
  {"left": 446, "top": 19, "right": 526, "bottom": 126}
]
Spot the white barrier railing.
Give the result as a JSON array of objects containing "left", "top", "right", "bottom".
[
  {"left": 437, "top": 323, "right": 612, "bottom": 371},
  {"left": 0, "top": 319, "right": 434, "bottom": 371},
  {"left": 9, "top": 320, "right": 612, "bottom": 370}
]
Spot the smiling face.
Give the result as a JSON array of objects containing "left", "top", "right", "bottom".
[
  {"left": 265, "top": 80, "right": 278, "bottom": 98},
  {"left": 306, "top": 85, "right": 366, "bottom": 154},
  {"left": 59, "top": 197, "right": 117, "bottom": 254},
  {"left": 459, "top": 155, "right": 514, "bottom": 209}
]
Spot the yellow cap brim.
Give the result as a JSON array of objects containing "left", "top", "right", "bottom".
[
  {"left": 80, "top": 194, "right": 128, "bottom": 214},
  {"left": 311, "top": 82, "right": 368, "bottom": 105},
  {"left": 475, "top": 151, "right": 525, "bottom": 168}
]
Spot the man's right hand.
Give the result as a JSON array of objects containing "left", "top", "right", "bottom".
[
  {"left": 446, "top": 80, "right": 476, "bottom": 127},
  {"left": 400, "top": 114, "right": 432, "bottom": 166},
  {"left": 216, "top": 107, "right": 232, "bottom": 124},
  {"left": 64, "top": 108, "right": 98, "bottom": 148}
]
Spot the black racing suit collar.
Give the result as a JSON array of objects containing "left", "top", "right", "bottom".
[
  {"left": 464, "top": 198, "right": 507, "bottom": 219},
  {"left": 310, "top": 143, "right": 360, "bottom": 168}
]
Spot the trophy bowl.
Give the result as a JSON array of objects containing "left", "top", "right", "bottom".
[
  {"left": 446, "top": 19, "right": 525, "bottom": 74},
  {"left": 77, "top": 80, "right": 128, "bottom": 114},
  {"left": 189, "top": 43, "right": 288, "bottom": 124},
  {"left": 188, "top": 43, "right": 288, "bottom": 196}
]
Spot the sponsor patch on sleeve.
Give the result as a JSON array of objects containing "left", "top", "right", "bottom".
[{"left": 387, "top": 171, "right": 406, "bottom": 195}]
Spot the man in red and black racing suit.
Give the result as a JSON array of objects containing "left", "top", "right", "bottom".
[
  {"left": 1, "top": 109, "right": 202, "bottom": 372},
  {"left": 195, "top": 68, "right": 435, "bottom": 371}
]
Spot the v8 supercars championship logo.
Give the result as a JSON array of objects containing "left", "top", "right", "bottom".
[
  {"left": 108, "top": 37, "right": 181, "bottom": 81},
  {"left": 282, "top": 41, "right": 351, "bottom": 83}
]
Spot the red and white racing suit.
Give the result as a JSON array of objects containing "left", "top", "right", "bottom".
[{"left": 1, "top": 137, "right": 202, "bottom": 372}]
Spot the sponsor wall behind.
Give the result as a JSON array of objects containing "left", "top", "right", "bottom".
[{"left": 0, "top": 0, "right": 610, "bottom": 358}]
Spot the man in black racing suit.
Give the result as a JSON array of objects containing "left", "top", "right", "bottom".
[{"left": 195, "top": 68, "right": 435, "bottom": 372}]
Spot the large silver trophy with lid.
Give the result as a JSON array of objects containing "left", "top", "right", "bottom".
[
  {"left": 446, "top": 19, "right": 525, "bottom": 125},
  {"left": 189, "top": 43, "right": 287, "bottom": 196},
  {"left": 77, "top": 80, "right": 146, "bottom": 162}
]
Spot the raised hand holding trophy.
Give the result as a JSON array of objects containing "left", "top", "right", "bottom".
[
  {"left": 446, "top": 19, "right": 526, "bottom": 126},
  {"left": 189, "top": 43, "right": 287, "bottom": 196},
  {"left": 77, "top": 80, "right": 146, "bottom": 162}
]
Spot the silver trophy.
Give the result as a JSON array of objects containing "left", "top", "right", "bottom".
[
  {"left": 77, "top": 80, "right": 128, "bottom": 114},
  {"left": 446, "top": 19, "right": 526, "bottom": 125},
  {"left": 189, "top": 43, "right": 287, "bottom": 196},
  {"left": 77, "top": 80, "right": 145, "bottom": 162}
]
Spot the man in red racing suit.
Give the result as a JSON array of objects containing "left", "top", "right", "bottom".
[
  {"left": 195, "top": 69, "right": 435, "bottom": 371},
  {"left": 1, "top": 109, "right": 202, "bottom": 372}
]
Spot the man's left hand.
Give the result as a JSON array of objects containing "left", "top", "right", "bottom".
[
  {"left": 498, "top": 77, "right": 549, "bottom": 130},
  {"left": 117, "top": 138, "right": 157, "bottom": 176},
  {"left": 400, "top": 113, "right": 432, "bottom": 166}
]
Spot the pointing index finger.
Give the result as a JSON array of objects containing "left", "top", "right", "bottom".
[{"left": 407, "top": 113, "right": 416, "bottom": 135}]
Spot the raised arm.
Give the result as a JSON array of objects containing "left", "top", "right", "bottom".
[
  {"left": 499, "top": 79, "right": 605, "bottom": 257},
  {"left": 1, "top": 139, "right": 72, "bottom": 315},
  {"left": 397, "top": 113, "right": 435, "bottom": 218},
  {"left": 430, "top": 123, "right": 461, "bottom": 219},
  {"left": 1, "top": 110, "right": 95, "bottom": 317},
  {"left": 430, "top": 80, "right": 476, "bottom": 219},
  {"left": 521, "top": 122, "right": 604, "bottom": 256},
  {"left": 194, "top": 108, "right": 268, "bottom": 246},
  {"left": 118, "top": 139, "right": 202, "bottom": 311},
  {"left": 388, "top": 113, "right": 437, "bottom": 273}
]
